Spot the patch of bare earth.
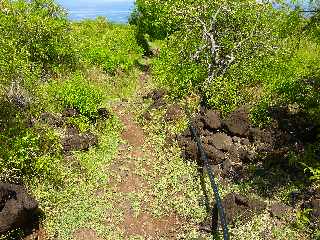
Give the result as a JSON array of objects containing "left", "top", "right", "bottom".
[
  {"left": 73, "top": 228, "right": 104, "bottom": 240},
  {"left": 109, "top": 103, "right": 184, "bottom": 239}
]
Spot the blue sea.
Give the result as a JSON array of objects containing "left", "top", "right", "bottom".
[
  {"left": 56, "top": 0, "right": 135, "bottom": 23},
  {"left": 56, "top": 0, "right": 315, "bottom": 23}
]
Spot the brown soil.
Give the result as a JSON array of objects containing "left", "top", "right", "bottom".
[
  {"left": 143, "top": 89, "right": 167, "bottom": 110},
  {"left": 73, "top": 228, "right": 104, "bottom": 240},
  {"left": 109, "top": 103, "right": 183, "bottom": 239},
  {"left": 114, "top": 104, "right": 145, "bottom": 148},
  {"left": 165, "top": 104, "right": 184, "bottom": 122},
  {"left": 123, "top": 211, "right": 181, "bottom": 238}
]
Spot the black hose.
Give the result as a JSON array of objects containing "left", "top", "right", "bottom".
[{"left": 189, "top": 123, "right": 229, "bottom": 240}]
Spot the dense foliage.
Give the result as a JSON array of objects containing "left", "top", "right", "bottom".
[
  {"left": 131, "top": 0, "right": 320, "bottom": 180},
  {"left": 0, "top": 0, "right": 76, "bottom": 88},
  {"left": 0, "top": 1, "right": 143, "bottom": 184},
  {"left": 132, "top": 0, "right": 319, "bottom": 116},
  {"left": 0, "top": 100, "right": 62, "bottom": 182},
  {"left": 0, "top": 0, "right": 319, "bottom": 238},
  {"left": 51, "top": 73, "right": 103, "bottom": 118},
  {"left": 72, "top": 17, "right": 143, "bottom": 73}
]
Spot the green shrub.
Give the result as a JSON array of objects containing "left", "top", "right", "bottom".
[
  {"left": 147, "top": 1, "right": 293, "bottom": 112},
  {"left": 0, "top": 103, "right": 62, "bottom": 182},
  {"left": 72, "top": 17, "right": 143, "bottom": 73},
  {"left": 129, "top": 0, "right": 185, "bottom": 40},
  {"left": 67, "top": 115, "right": 91, "bottom": 133},
  {"left": 300, "top": 142, "right": 320, "bottom": 181},
  {"left": 133, "top": 0, "right": 320, "bottom": 121},
  {"left": 133, "top": 0, "right": 320, "bottom": 187},
  {"left": 50, "top": 73, "right": 103, "bottom": 118},
  {"left": 0, "top": 0, "right": 77, "bottom": 88}
]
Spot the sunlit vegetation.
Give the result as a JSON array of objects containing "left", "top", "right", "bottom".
[{"left": 0, "top": 0, "right": 319, "bottom": 239}]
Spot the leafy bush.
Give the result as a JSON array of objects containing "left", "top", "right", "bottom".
[
  {"left": 50, "top": 73, "right": 103, "bottom": 118},
  {"left": 0, "top": 102, "right": 62, "bottom": 182},
  {"left": 72, "top": 17, "right": 143, "bottom": 73},
  {"left": 0, "top": 0, "right": 76, "bottom": 88},
  {"left": 67, "top": 115, "right": 91, "bottom": 133},
  {"left": 133, "top": 0, "right": 320, "bottom": 119},
  {"left": 132, "top": 0, "right": 320, "bottom": 185},
  {"left": 300, "top": 142, "right": 320, "bottom": 181},
  {"left": 129, "top": 0, "right": 185, "bottom": 40},
  {"left": 146, "top": 1, "right": 295, "bottom": 110}
]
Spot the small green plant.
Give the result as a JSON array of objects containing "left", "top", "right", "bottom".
[
  {"left": 295, "top": 208, "right": 312, "bottom": 229},
  {"left": 304, "top": 165, "right": 320, "bottom": 181},
  {"left": 67, "top": 115, "right": 91, "bottom": 133},
  {"left": 298, "top": 142, "right": 320, "bottom": 181},
  {"left": 52, "top": 73, "right": 103, "bottom": 118},
  {"left": 0, "top": 112, "right": 62, "bottom": 183}
]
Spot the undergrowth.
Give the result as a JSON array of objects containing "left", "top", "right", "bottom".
[{"left": 32, "top": 116, "right": 122, "bottom": 239}]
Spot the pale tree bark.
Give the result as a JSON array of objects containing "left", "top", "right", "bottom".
[{"left": 191, "top": 6, "right": 260, "bottom": 84}]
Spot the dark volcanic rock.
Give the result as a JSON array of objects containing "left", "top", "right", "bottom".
[
  {"left": 311, "top": 198, "right": 320, "bottom": 219},
  {"left": 181, "top": 128, "right": 192, "bottom": 138},
  {"left": 40, "top": 112, "right": 63, "bottom": 127},
  {"left": 143, "top": 89, "right": 167, "bottom": 110},
  {"left": 203, "top": 110, "right": 221, "bottom": 130},
  {"left": 177, "top": 104, "right": 320, "bottom": 190},
  {"left": 203, "top": 129, "right": 213, "bottom": 137},
  {"left": 63, "top": 131, "right": 98, "bottom": 152},
  {"left": 222, "top": 159, "right": 233, "bottom": 173},
  {"left": 249, "top": 128, "right": 274, "bottom": 145},
  {"left": 165, "top": 104, "right": 184, "bottom": 122},
  {"left": 142, "top": 111, "right": 152, "bottom": 121},
  {"left": 208, "top": 133, "right": 233, "bottom": 151},
  {"left": 26, "top": 117, "right": 37, "bottom": 128},
  {"left": 228, "top": 145, "right": 250, "bottom": 162},
  {"left": 97, "top": 108, "right": 110, "bottom": 119},
  {"left": 203, "top": 144, "right": 226, "bottom": 165},
  {"left": 302, "top": 189, "right": 320, "bottom": 227},
  {"left": 62, "top": 108, "right": 79, "bottom": 118},
  {"left": 269, "top": 202, "right": 291, "bottom": 219},
  {"left": 10, "top": 94, "right": 30, "bottom": 110},
  {"left": 220, "top": 193, "right": 267, "bottom": 225},
  {"left": 178, "top": 135, "right": 199, "bottom": 160},
  {"left": 182, "top": 140, "right": 199, "bottom": 160},
  {"left": 224, "top": 108, "right": 250, "bottom": 136},
  {"left": 144, "top": 89, "right": 167, "bottom": 101},
  {"left": 0, "top": 183, "right": 38, "bottom": 234},
  {"left": 150, "top": 98, "right": 166, "bottom": 109},
  {"left": 66, "top": 125, "right": 80, "bottom": 136},
  {"left": 191, "top": 116, "right": 205, "bottom": 135},
  {"left": 270, "top": 107, "right": 318, "bottom": 143}
]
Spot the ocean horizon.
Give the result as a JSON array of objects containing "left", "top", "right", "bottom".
[
  {"left": 57, "top": 0, "right": 135, "bottom": 23},
  {"left": 56, "top": 0, "right": 315, "bottom": 23}
]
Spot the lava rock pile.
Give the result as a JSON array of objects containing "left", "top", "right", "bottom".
[
  {"left": 177, "top": 106, "right": 318, "bottom": 181},
  {"left": 0, "top": 183, "right": 38, "bottom": 234}
]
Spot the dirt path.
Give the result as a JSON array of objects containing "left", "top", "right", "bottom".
[{"left": 108, "top": 102, "right": 183, "bottom": 239}]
